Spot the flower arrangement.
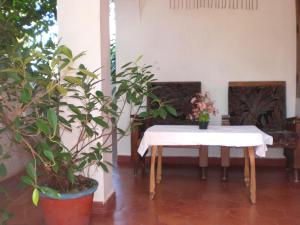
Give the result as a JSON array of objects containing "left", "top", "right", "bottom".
[{"left": 189, "top": 92, "right": 217, "bottom": 122}]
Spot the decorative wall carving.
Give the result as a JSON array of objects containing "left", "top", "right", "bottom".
[
  {"left": 169, "top": 0, "right": 259, "bottom": 10},
  {"left": 228, "top": 83, "right": 286, "bottom": 130}
]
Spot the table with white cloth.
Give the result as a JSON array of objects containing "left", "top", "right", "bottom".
[{"left": 137, "top": 125, "right": 273, "bottom": 204}]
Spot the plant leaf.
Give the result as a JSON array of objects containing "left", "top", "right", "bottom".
[
  {"left": 67, "top": 167, "right": 75, "bottom": 184},
  {"left": 58, "top": 45, "right": 73, "bottom": 58},
  {"left": 21, "top": 176, "right": 34, "bottom": 186},
  {"left": 135, "top": 55, "right": 143, "bottom": 62},
  {"left": 0, "top": 163, "right": 7, "bottom": 177},
  {"left": 68, "top": 104, "right": 81, "bottom": 115},
  {"left": 159, "top": 108, "right": 167, "bottom": 119},
  {"left": 13, "top": 117, "right": 21, "bottom": 129},
  {"left": 73, "top": 51, "right": 86, "bottom": 62},
  {"left": 14, "top": 133, "right": 22, "bottom": 142},
  {"left": 138, "top": 111, "right": 148, "bottom": 119},
  {"left": 39, "top": 187, "right": 61, "bottom": 199},
  {"left": 20, "top": 88, "right": 31, "bottom": 103},
  {"left": 93, "top": 117, "right": 109, "bottom": 128},
  {"left": 26, "top": 162, "right": 36, "bottom": 180},
  {"left": 98, "top": 162, "right": 109, "bottom": 172},
  {"left": 84, "top": 125, "right": 94, "bottom": 137},
  {"left": 165, "top": 106, "right": 177, "bottom": 117},
  {"left": 36, "top": 119, "right": 50, "bottom": 135},
  {"left": 64, "top": 76, "right": 82, "bottom": 86},
  {"left": 0, "top": 209, "right": 13, "bottom": 223},
  {"left": 47, "top": 108, "right": 57, "bottom": 133},
  {"left": 32, "top": 188, "right": 39, "bottom": 206},
  {"left": 79, "top": 69, "right": 97, "bottom": 78},
  {"left": 56, "top": 85, "right": 67, "bottom": 95},
  {"left": 43, "top": 150, "right": 54, "bottom": 162}
]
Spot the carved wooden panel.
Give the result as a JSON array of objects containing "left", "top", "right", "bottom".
[
  {"left": 148, "top": 82, "right": 201, "bottom": 125},
  {"left": 267, "top": 130, "right": 298, "bottom": 148},
  {"left": 228, "top": 81, "right": 286, "bottom": 130}
]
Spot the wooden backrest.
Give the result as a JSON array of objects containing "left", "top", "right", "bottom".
[
  {"left": 148, "top": 82, "right": 201, "bottom": 125},
  {"left": 228, "top": 81, "right": 286, "bottom": 130}
]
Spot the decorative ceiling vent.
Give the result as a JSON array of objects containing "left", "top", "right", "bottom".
[{"left": 169, "top": 0, "right": 259, "bottom": 10}]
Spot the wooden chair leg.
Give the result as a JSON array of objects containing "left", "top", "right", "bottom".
[
  {"left": 284, "top": 148, "right": 299, "bottom": 182},
  {"left": 294, "top": 169, "right": 299, "bottom": 183},
  {"left": 134, "top": 161, "right": 138, "bottom": 176},
  {"left": 199, "top": 146, "right": 208, "bottom": 180},
  {"left": 293, "top": 120, "right": 300, "bottom": 183},
  {"left": 221, "top": 146, "right": 230, "bottom": 181},
  {"left": 150, "top": 146, "right": 157, "bottom": 199},
  {"left": 131, "top": 130, "right": 140, "bottom": 175},
  {"left": 283, "top": 148, "right": 293, "bottom": 171},
  {"left": 293, "top": 144, "right": 300, "bottom": 183}
]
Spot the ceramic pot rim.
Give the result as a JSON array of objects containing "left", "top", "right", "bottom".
[{"left": 40, "top": 178, "right": 98, "bottom": 200}]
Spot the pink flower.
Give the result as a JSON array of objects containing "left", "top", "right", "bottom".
[
  {"left": 190, "top": 97, "right": 196, "bottom": 104},
  {"left": 188, "top": 92, "right": 218, "bottom": 121}
]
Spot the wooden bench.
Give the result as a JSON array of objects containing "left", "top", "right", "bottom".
[{"left": 221, "top": 81, "right": 300, "bottom": 182}]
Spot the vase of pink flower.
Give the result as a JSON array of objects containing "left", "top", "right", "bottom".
[{"left": 189, "top": 92, "right": 217, "bottom": 129}]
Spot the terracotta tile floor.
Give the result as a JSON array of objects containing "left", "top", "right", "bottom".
[{"left": 1, "top": 165, "right": 300, "bottom": 225}]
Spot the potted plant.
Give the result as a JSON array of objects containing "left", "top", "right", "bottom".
[
  {"left": 189, "top": 92, "right": 217, "bottom": 129},
  {"left": 0, "top": 44, "right": 175, "bottom": 225}
]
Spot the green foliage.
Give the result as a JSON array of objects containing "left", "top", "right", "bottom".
[
  {"left": 0, "top": 41, "right": 176, "bottom": 208},
  {"left": 0, "top": 0, "right": 57, "bottom": 220},
  {"left": 0, "top": 0, "right": 176, "bottom": 204},
  {"left": 0, "top": 208, "right": 13, "bottom": 225},
  {"left": 199, "top": 112, "right": 210, "bottom": 122},
  {"left": 39, "top": 186, "right": 60, "bottom": 199},
  {"left": 0, "top": 0, "right": 57, "bottom": 50},
  {"left": 47, "top": 108, "right": 58, "bottom": 134},
  {"left": 0, "top": 163, "right": 7, "bottom": 177}
]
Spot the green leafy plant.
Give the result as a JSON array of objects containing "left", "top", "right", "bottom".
[
  {"left": 0, "top": 43, "right": 175, "bottom": 206},
  {"left": 0, "top": 0, "right": 57, "bottom": 221}
]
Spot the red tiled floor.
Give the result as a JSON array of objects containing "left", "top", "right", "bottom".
[{"left": 1, "top": 165, "right": 300, "bottom": 225}]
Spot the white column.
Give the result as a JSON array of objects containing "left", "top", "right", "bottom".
[{"left": 57, "top": 0, "right": 114, "bottom": 203}]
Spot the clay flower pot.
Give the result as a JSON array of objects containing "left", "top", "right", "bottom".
[{"left": 40, "top": 179, "right": 98, "bottom": 225}]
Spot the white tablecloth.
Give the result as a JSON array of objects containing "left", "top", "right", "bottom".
[{"left": 137, "top": 125, "right": 273, "bottom": 157}]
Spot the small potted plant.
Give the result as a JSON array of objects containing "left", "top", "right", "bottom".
[
  {"left": 189, "top": 92, "right": 217, "bottom": 129},
  {"left": 0, "top": 44, "right": 175, "bottom": 225}
]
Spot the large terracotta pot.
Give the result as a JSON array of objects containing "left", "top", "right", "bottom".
[{"left": 40, "top": 179, "right": 98, "bottom": 225}]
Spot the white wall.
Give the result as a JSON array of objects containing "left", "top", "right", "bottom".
[
  {"left": 58, "top": 0, "right": 114, "bottom": 203},
  {"left": 116, "top": 0, "right": 297, "bottom": 158}
]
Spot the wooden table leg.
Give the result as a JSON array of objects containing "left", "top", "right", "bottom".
[
  {"left": 150, "top": 146, "right": 157, "bottom": 199},
  {"left": 244, "top": 148, "right": 250, "bottom": 187},
  {"left": 157, "top": 146, "right": 163, "bottom": 184},
  {"left": 199, "top": 145, "right": 208, "bottom": 180},
  {"left": 221, "top": 146, "right": 230, "bottom": 181},
  {"left": 248, "top": 147, "right": 256, "bottom": 204}
]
